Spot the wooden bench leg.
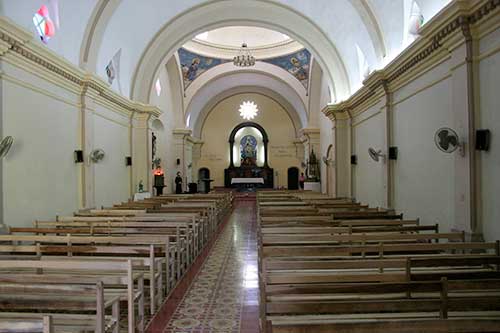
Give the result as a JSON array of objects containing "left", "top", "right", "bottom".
[{"left": 112, "top": 298, "right": 120, "bottom": 333}]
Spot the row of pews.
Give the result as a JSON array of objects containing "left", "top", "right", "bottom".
[
  {"left": 0, "top": 192, "right": 232, "bottom": 333},
  {"left": 257, "top": 191, "right": 500, "bottom": 333}
]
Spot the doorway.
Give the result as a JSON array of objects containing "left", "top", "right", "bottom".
[
  {"left": 287, "top": 167, "right": 299, "bottom": 190},
  {"left": 198, "top": 168, "right": 210, "bottom": 193}
]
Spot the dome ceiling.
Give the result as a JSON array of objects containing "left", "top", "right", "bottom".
[{"left": 194, "top": 26, "right": 291, "bottom": 49}]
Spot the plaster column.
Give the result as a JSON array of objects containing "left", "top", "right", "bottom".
[
  {"left": 79, "top": 83, "right": 98, "bottom": 209},
  {"left": 381, "top": 80, "right": 393, "bottom": 209},
  {"left": 173, "top": 128, "right": 192, "bottom": 188},
  {"left": 334, "top": 116, "right": 352, "bottom": 198},
  {"left": 191, "top": 140, "right": 204, "bottom": 183},
  {"left": 131, "top": 112, "right": 152, "bottom": 193},
  {"left": 0, "top": 61, "right": 4, "bottom": 232},
  {"left": 293, "top": 139, "right": 306, "bottom": 163},
  {"left": 445, "top": 19, "right": 478, "bottom": 237},
  {"left": 300, "top": 128, "right": 321, "bottom": 157},
  {"left": 323, "top": 104, "right": 352, "bottom": 199}
]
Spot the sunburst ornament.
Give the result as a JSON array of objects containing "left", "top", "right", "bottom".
[{"left": 239, "top": 101, "right": 258, "bottom": 120}]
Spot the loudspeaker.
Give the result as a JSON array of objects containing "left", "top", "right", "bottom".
[
  {"left": 74, "top": 150, "right": 84, "bottom": 163},
  {"left": 125, "top": 156, "right": 132, "bottom": 166},
  {"left": 176, "top": 158, "right": 180, "bottom": 165},
  {"left": 476, "top": 129, "right": 490, "bottom": 151},
  {"left": 389, "top": 146, "right": 398, "bottom": 160},
  {"left": 351, "top": 155, "right": 357, "bottom": 165}
]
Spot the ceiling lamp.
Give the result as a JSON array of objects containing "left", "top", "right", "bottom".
[
  {"left": 239, "top": 101, "right": 259, "bottom": 120},
  {"left": 233, "top": 43, "right": 255, "bottom": 67}
]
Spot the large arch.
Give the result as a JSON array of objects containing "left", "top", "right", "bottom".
[
  {"left": 122, "top": 0, "right": 352, "bottom": 102},
  {"left": 186, "top": 70, "right": 308, "bottom": 138},
  {"left": 194, "top": 86, "right": 303, "bottom": 139}
]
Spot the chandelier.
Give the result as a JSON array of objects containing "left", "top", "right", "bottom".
[
  {"left": 233, "top": 43, "right": 255, "bottom": 67},
  {"left": 239, "top": 101, "right": 258, "bottom": 120}
]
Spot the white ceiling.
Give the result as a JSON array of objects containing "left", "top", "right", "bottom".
[{"left": 194, "top": 26, "right": 290, "bottom": 48}]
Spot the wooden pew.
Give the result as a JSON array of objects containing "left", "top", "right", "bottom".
[
  {"left": 0, "top": 282, "right": 118, "bottom": 333},
  {"left": 0, "top": 241, "right": 164, "bottom": 316},
  {"left": 0, "top": 315, "right": 53, "bottom": 333},
  {"left": 0, "top": 260, "right": 144, "bottom": 333}
]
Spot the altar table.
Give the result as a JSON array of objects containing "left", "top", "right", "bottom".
[{"left": 231, "top": 178, "right": 264, "bottom": 184}]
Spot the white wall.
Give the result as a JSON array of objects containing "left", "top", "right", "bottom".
[
  {"left": 149, "top": 62, "right": 177, "bottom": 194},
  {"left": 392, "top": 62, "right": 455, "bottom": 231},
  {"left": 479, "top": 25, "right": 500, "bottom": 241},
  {"left": 0, "top": 48, "right": 139, "bottom": 227},
  {"left": 352, "top": 103, "right": 385, "bottom": 208},
  {"left": 1, "top": 60, "right": 80, "bottom": 227},
  {"left": 92, "top": 106, "right": 130, "bottom": 208}
]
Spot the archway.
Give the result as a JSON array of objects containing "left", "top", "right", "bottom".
[
  {"left": 225, "top": 122, "right": 273, "bottom": 188},
  {"left": 126, "top": 1, "right": 351, "bottom": 102},
  {"left": 288, "top": 167, "right": 299, "bottom": 190},
  {"left": 198, "top": 167, "right": 210, "bottom": 193}
]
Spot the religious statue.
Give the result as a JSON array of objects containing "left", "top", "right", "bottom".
[
  {"left": 240, "top": 135, "right": 257, "bottom": 166},
  {"left": 307, "top": 149, "right": 320, "bottom": 182}
]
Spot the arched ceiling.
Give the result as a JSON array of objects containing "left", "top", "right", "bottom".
[
  {"left": 2, "top": 0, "right": 453, "bottom": 101},
  {"left": 186, "top": 70, "right": 308, "bottom": 138}
]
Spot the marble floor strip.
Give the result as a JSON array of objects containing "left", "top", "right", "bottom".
[{"left": 150, "top": 200, "right": 259, "bottom": 333}]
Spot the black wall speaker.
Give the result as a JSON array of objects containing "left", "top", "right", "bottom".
[
  {"left": 74, "top": 150, "right": 84, "bottom": 163},
  {"left": 389, "top": 146, "right": 398, "bottom": 160},
  {"left": 351, "top": 155, "right": 357, "bottom": 165},
  {"left": 176, "top": 158, "right": 180, "bottom": 165},
  {"left": 125, "top": 156, "right": 132, "bottom": 166},
  {"left": 476, "top": 129, "right": 490, "bottom": 151}
]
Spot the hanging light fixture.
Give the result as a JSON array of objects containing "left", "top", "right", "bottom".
[{"left": 233, "top": 43, "right": 255, "bottom": 67}]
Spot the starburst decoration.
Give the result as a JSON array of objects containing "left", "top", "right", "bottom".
[{"left": 239, "top": 101, "right": 258, "bottom": 120}]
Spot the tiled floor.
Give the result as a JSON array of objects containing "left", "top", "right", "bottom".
[{"left": 148, "top": 200, "right": 260, "bottom": 333}]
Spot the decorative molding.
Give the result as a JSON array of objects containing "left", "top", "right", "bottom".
[
  {"left": 0, "top": 17, "right": 161, "bottom": 119},
  {"left": 322, "top": 0, "right": 499, "bottom": 122}
]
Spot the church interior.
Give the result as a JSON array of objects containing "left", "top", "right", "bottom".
[{"left": 0, "top": 0, "right": 499, "bottom": 332}]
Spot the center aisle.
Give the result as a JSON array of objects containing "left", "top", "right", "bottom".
[{"left": 148, "top": 199, "right": 260, "bottom": 333}]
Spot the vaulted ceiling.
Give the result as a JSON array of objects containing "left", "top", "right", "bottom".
[{"left": 1, "top": 0, "right": 452, "bottom": 101}]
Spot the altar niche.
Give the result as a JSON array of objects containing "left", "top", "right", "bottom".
[{"left": 225, "top": 122, "right": 273, "bottom": 188}]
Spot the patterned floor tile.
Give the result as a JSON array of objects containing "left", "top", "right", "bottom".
[{"left": 163, "top": 201, "right": 259, "bottom": 333}]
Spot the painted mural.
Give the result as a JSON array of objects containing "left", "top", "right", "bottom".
[
  {"left": 178, "top": 48, "right": 229, "bottom": 89},
  {"left": 177, "top": 48, "right": 311, "bottom": 91},
  {"left": 262, "top": 49, "right": 311, "bottom": 89}
]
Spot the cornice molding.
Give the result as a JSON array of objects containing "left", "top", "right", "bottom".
[
  {"left": 322, "top": 0, "right": 499, "bottom": 122},
  {"left": 0, "top": 17, "right": 161, "bottom": 119}
]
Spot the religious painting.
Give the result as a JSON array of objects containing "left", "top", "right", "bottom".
[
  {"left": 262, "top": 49, "right": 311, "bottom": 89},
  {"left": 178, "top": 48, "right": 229, "bottom": 90},
  {"left": 240, "top": 135, "right": 257, "bottom": 166}
]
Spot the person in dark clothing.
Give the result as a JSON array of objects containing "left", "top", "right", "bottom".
[{"left": 175, "top": 172, "right": 183, "bottom": 194}]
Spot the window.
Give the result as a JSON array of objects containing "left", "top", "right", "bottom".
[
  {"left": 239, "top": 101, "right": 258, "bottom": 120},
  {"left": 155, "top": 78, "right": 162, "bottom": 96},
  {"left": 33, "top": 5, "right": 55, "bottom": 44}
]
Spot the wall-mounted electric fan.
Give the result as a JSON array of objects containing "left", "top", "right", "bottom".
[
  {"left": 90, "top": 149, "right": 105, "bottom": 163},
  {"left": 434, "top": 127, "right": 462, "bottom": 154},
  {"left": 0, "top": 136, "right": 14, "bottom": 159},
  {"left": 368, "top": 147, "right": 385, "bottom": 162}
]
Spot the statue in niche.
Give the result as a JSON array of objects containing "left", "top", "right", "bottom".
[
  {"left": 307, "top": 149, "right": 320, "bottom": 182},
  {"left": 240, "top": 135, "right": 257, "bottom": 167}
]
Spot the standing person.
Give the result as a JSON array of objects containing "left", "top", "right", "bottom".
[
  {"left": 299, "top": 172, "right": 305, "bottom": 190},
  {"left": 175, "top": 172, "right": 183, "bottom": 194}
]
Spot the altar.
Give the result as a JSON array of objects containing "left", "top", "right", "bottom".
[
  {"left": 224, "top": 122, "right": 274, "bottom": 189},
  {"left": 231, "top": 178, "right": 264, "bottom": 184}
]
